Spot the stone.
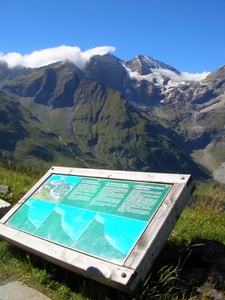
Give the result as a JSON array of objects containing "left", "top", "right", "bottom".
[
  {"left": 0, "top": 185, "right": 10, "bottom": 195},
  {"left": 0, "top": 281, "right": 51, "bottom": 300},
  {"left": 0, "top": 199, "right": 12, "bottom": 219}
]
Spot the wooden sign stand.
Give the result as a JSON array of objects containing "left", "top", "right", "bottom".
[{"left": 0, "top": 166, "right": 194, "bottom": 293}]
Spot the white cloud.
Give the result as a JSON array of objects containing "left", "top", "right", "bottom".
[
  {"left": 0, "top": 45, "right": 116, "bottom": 69},
  {"left": 180, "top": 71, "right": 210, "bottom": 81}
]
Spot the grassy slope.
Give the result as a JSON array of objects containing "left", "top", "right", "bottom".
[{"left": 0, "top": 165, "right": 225, "bottom": 299}]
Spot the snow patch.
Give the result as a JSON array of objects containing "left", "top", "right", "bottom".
[{"left": 123, "top": 61, "right": 210, "bottom": 97}]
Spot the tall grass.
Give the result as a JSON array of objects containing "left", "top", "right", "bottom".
[{"left": 172, "top": 181, "right": 225, "bottom": 246}]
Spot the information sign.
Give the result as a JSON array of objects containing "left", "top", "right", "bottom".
[
  {"left": 0, "top": 167, "right": 194, "bottom": 293},
  {"left": 6, "top": 174, "right": 171, "bottom": 264}
]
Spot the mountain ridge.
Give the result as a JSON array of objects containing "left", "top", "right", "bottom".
[{"left": 0, "top": 53, "right": 224, "bottom": 180}]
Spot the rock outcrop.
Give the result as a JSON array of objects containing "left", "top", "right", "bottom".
[{"left": 0, "top": 185, "right": 11, "bottom": 218}]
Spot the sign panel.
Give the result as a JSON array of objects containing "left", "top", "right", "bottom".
[
  {"left": 0, "top": 167, "right": 194, "bottom": 293},
  {"left": 6, "top": 174, "right": 171, "bottom": 264}
]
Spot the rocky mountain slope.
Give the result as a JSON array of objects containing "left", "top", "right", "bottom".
[
  {"left": 85, "top": 54, "right": 225, "bottom": 177},
  {"left": 0, "top": 54, "right": 224, "bottom": 180}
]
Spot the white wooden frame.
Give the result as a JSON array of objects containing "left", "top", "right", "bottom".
[{"left": 0, "top": 166, "right": 194, "bottom": 293}]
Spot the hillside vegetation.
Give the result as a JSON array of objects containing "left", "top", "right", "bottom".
[{"left": 0, "top": 164, "right": 225, "bottom": 299}]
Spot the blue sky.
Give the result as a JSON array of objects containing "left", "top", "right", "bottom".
[{"left": 0, "top": 0, "right": 224, "bottom": 73}]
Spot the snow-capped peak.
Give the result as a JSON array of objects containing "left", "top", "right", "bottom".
[{"left": 125, "top": 55, "right": 180, "bottom": 76}]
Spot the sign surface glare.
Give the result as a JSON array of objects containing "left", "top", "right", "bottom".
[{"left": 6, "top": 174, "right": 171, "bottom": 264}]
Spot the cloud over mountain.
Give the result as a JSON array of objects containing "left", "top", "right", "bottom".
[
  {"left": 0, "top": 45, "right": 210, "bottom": 80},
  {"left": 0, "top": 45, "right": 116, "bottom": 69}
]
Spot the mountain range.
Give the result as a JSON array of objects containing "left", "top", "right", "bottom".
[{"left": 0, "top": 53, "right": 224, "bottom": 181}]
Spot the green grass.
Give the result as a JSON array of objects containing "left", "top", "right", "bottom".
[
  {"left": 172, "top": 182, "right": 225, "bottom": 245},
  {"left": 0, "top": 164, "right": 41, "bottom": 205},
  {"left": 0, "top": 165, "right": 225, "bottom": 299}
]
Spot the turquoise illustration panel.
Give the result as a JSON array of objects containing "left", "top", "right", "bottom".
[{"left": 6, "top": 174, "right": 172, "bottom": 264}]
